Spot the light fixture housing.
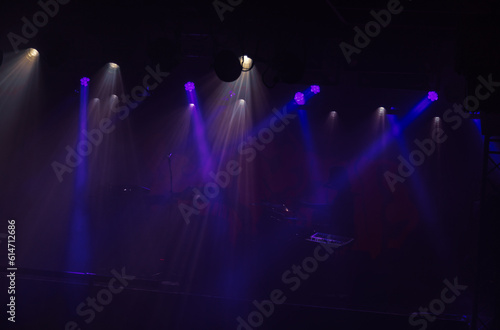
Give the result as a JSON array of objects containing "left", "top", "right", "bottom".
[
  {"left": 80, "top": 77, "right": 90, "bottom": 86},
  {"left": 26, "top": 48, "right": 39, "bottom": 61},
  {"left": 294, "top": 92, "right": 305, "bottom": 105},
  {"left": 239, "top": 55, "right": 253, "bottom": 72},
  {"left": 428, "top": 91, "right": 439, "bottom": 102},
  {"left": 185, "top": 82, "right": 195, "bottom": 92},
  {"left": 214, "top": 50, "right": 241, "bottom": 82}
]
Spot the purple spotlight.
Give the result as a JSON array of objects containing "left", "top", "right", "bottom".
[
  {"left": 294, "top": 92, "right": 305, "bottom": 105},
  {"left": 311, "top": 85, "right": 320, "bottom": 94},
  {"left": 184, "top": 82, "right": 195, "bottom": 92},
  {"left": 428, "top": 91, "right": 438, "bottom": 102},
  {"left": 80, "top": 77, "right": 90, "bottom": 86}
]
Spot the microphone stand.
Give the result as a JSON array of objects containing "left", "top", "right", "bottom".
[{"left": 167, "top": 153, "right": 173, "bottom": 195}]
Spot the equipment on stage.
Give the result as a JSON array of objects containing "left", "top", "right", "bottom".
[
  {"left": 108, "top": 185, "right": 151, "bottom": 195},
  {"left": 306, "top": 232, "right": 354, "bottom": 248},
  {"left": 256, "top": 200, "right": 354, "bottom": 249},
  {"left": 258, "top": 201, "right": 298, "bottom": 222}
]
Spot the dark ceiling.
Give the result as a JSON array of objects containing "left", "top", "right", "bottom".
[{"left": 1, "top": 0, "right": 499, "bottom": 103}]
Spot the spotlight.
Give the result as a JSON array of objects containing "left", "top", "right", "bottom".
[
  {"left": 26, "top": 48, "right": 39, "bottom": 61},
  {"left": 90, "top": 98, "right": 100, "bottom": 111},
  {"left": 434, "top": 116, "right": 440, "bottom": 122},
  {"left": 239, "top": 55, "right": 253, "bottom": 72},
  {"left": 311, "top": 85, "right": 320, "bottom": 94},
  {"left": 294, "top": 92, "right": 305, "bottom": 105},
  {"left": 184, "top": 82, "right": 195, "bottom": 92},
  {"left": 239, "top": 99, "right": 246, "bottom": 104},
  {"left": 108, "top": 62, "right": 119, "bottom": 69},
  {"left": 377, "top": 107, "right": 386, "bottom": 115},
  {"left": 428, "top": 91, "right": 438, "bottom": 102},
  {"left": 80, "top": 77, "right": 90, "bottom": 86},
  {"left": 109, "top": 95, "right": 119, "bottom": 109},
  {"left": 330, "top": 111, "right": 337, "bottom": 117},
  {"left": 214, "top": 50, "right": 241, "bottom": 82},
  {"left": 189, "top": 103, "right": 195, "bottom": 107}
]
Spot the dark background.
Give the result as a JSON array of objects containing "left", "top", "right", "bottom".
[{"left": 0, "top": 0, "right": 499, "bottom": 329}]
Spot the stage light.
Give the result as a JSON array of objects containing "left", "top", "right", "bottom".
[
  {"left": 428, "top": 91, "right": 438, "bottom": 102},
  {"left": 330, "top": 111, "right": 337, "bottom": 117},
  {"left": 214, "top": 50, "right": 241, "bottom": 82},
  {"left": 26, "top": 48, "right": 39, "bottom": 61},
  {"left": 378, "top": 107, "right": 386, "bottom": 114},
  {"left": 189, "top": 103, "right": 195, "bottom": 107},
  {"left": 108, "top": 62, "right": 119, "bottom": 69},
  {"left": 434, "top": 116, "right": 440, "bottom": 122},
  {"left": 184, "top": 82, "right": 195, "bottom": 91},
  {"left": 311, "top": 85, "right": 320, "bottom": 94},
  {"left": 294, "top": 92, "right": 305, "bottom": 105},
  {"left": 80, "top": 77, "right": 90, "bottom": 86},
  {"left": 239, "top": 99, "right": 246, "bottom": 104},
  {"left": 239, "top": 55, "right": 253, "bottom": 72}
]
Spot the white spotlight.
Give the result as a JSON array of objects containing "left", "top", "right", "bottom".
[
  {"left": 108, "top": 62, "right": 119, "bottom": 69},
  {"left": 109, "top": 95, "right": 119, "bottom": 109},
  {"left": 26, "top": 48, "right": 39, "bottom": 61},
  {"left": 239, "top": 55, "right": 253, "bottom": 72}
]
